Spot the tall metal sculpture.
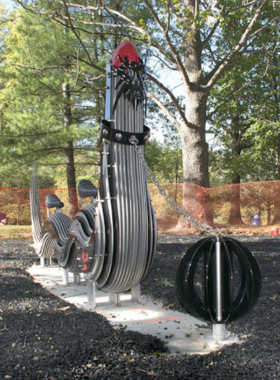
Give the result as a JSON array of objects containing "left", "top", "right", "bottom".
[{"left": 30, "top": 41, "right": 157, "bottom": 293}]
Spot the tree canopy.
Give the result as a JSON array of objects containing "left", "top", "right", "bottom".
[
  {"left": 0, "top": 0, "right": 279, "bottom": 194},
  {"left": 0, "top": 5, "right": 103, "bottom": 188}
]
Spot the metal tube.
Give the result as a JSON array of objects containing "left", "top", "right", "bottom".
[
  {"left": 215, "top": 237, "right": 223, "bottom": 322},
  {"left": 63, "top": 269, "right": 69, "bottom": 285}
]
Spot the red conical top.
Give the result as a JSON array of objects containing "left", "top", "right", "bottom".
[{"left": 111, "top": 41, "right": 140, "bottom": 67}]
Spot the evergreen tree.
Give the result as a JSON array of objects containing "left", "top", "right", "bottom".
[{"left": 0, "top": 7, "right": 103, "bottom": 210}]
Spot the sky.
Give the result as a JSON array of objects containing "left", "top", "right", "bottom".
[{"left": 0, "top": 0, "right": 15, "bottom": 10}]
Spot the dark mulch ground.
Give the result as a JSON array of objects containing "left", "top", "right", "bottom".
[{"left": 1, "top": 235, "right": 280, "bottom": 379}]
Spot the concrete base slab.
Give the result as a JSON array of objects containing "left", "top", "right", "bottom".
[{"left": 27, "top": 265, "right": 240, "bottom": 355}]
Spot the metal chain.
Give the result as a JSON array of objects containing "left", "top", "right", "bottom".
[{"left": 130, "top": 139, "right": 222, "bottom": 236}]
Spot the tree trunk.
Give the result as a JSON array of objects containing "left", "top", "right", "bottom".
[
  {"left": 273, "top": 179, "right": 280, "bottom": 223},
  {"left": 177, "top": 5, "right": 213, "bottom": 229},
  {"left": 267, "top": 202, "right": 271, "bottom": 225},
  {"left": 65, "top": 139, "right": 78, "bottom": 216},
  {"left": 177, "top": 89, "right": 213, "bottom": 229},
  {"left": 181, "top": 123, "right": 209, "bottom": 188},
  {"left": 63, "top": 83, "right": 78, "bottom": 216},
  {"left": 228, "top": 116, "right": 245, "bottom": 226},
  {"left": 273, "top": 104, "right": 280, "bottom": 222},
  {"left": 228, "top": 177, "right": 244, "bottom": 226}
]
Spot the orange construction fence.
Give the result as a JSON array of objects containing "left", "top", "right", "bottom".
[
  {"left": 149, "top": 181, "right": 280, "bottom": 232},
  {"left": 1, "top": 181, "right": 280, "bottom": 231}
]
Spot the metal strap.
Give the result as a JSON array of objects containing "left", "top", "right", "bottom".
[{"left": 101, "top": 119, "right": 150, "bottom": 146}]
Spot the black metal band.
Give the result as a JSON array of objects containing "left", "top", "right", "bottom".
[{"left": 101, "top": 119, "right": 150, "bottom": 146}]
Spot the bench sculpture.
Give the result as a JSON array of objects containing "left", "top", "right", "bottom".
[{"left": 30, "top": 41, "right": 157, "bottom": 294}]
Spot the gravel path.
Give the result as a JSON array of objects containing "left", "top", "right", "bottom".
[{"left": 0, "top": 235, "right": 280, "bottom": 379}]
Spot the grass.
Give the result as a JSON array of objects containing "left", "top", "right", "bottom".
[
  {"left": 0, "top": 223, "right": 276, "bottom": 241},
  {"left": 0, "top": 225, "right": 33, "bottom": 241}
]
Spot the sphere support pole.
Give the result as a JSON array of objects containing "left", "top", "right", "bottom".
[
  {"left": 215, "top": 237, "right": 223, "bottom": 323},
  {"left": 213, "top": 237, "right": 227, "bottom": 341}
]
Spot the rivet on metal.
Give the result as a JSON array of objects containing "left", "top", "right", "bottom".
[{"left": 129, "top": 135, "right": 139, "bottom": 145}]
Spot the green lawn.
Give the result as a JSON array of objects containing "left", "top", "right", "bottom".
[{"left": 0, "top": 225, "right": 33, "bottom": 241}]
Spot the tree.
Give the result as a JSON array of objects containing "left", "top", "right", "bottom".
[
  {"left": 145, "top": 137, "right": 183, "bottom": 184},
  {"left": 13, "top": 0, "right": 278, "bottom": 228},
  {"left": 13, "top": 1, "right": 276, "bottom": 185},
  {"left": 207, "top": 8, "right": 279, "bottom": 224},
  {"left": 244, "top": 40, "right": 280, "bottom": 222},
  {"left": 208, "top": 58, "right": 259, "bottom": 224},
  {"left": 0, "top": 6, "right": 103, "bottom": 209}
]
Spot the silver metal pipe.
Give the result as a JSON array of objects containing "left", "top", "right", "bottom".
[
  {"left": 96, "top": 142, "right": 114, "bottom": 287},
  {"left": 215, "top": 237, "right": 223, "bottom": 322},
  {"left": 30, "top": 166, "right": 42, "bottom": 253}
]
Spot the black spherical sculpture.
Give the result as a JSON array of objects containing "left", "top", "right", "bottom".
[{"left": 176, "top": 237, "right": 262, "bottom": 323}]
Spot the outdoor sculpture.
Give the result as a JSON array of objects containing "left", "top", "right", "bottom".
[
  {"left": 176, "top": 236, "right": 262, "bottom": 340},
  {"left": 30, "top": 41, "right": 157, "bottom": 293},
  {"left": 30, "top": 41, "right": 262, "bottom": 333}
]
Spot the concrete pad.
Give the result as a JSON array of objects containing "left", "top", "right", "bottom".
[{"left": 27, "top": 265, "right": 240, "bottom": 355}]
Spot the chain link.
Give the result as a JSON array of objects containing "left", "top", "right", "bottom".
[{"left": 131, "top": 140, "right": 222, "bottom": 236}]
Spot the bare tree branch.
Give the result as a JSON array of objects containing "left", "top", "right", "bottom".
[
  {"left": 5, "top": 59, "right": 68, "bottom": 69},
  {"left": 57, "top": 1, "right": 189, "bottom": 87},
  {"left": 147, "top": 72, "right": 187, "bottom": 128},
  {"left": 147, "top": 90, "right": 182, "bottom": 134},
  {"left": 142, "top": 0, "right": 191, "bottom": 89},
  {"left": 226, "top": 0, "right": 262, "bottom": 13},
  {"left": 62, "top": 0, "right": 96, "bottom": 69},
  {"left": 165, "top": 1, "right": 171, "bottom": 34},
  {"left": 71, "top": 55, "right": 106, "bottom": 73},
  {"left": 201, "top": 18, "right": 220, "bottom": 46}
]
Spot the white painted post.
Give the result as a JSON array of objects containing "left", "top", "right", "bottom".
[
  {"left": 62, "top": 269, "right": 69, "bottom": 285},
  {"left": 40, "top": 257, "right": 45, "bottom": 267},
  {"left": 109, "top": 292, "right": 120, "bottom": 305},
  {"left": 131, "top": 283, "right": 141, "bottom": 303},
  {"left": 87, "top": 280, "right": 96, "bottom": 307},
  {"left": 212, "top": 323, "right": 226, "bottom": 341}
]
